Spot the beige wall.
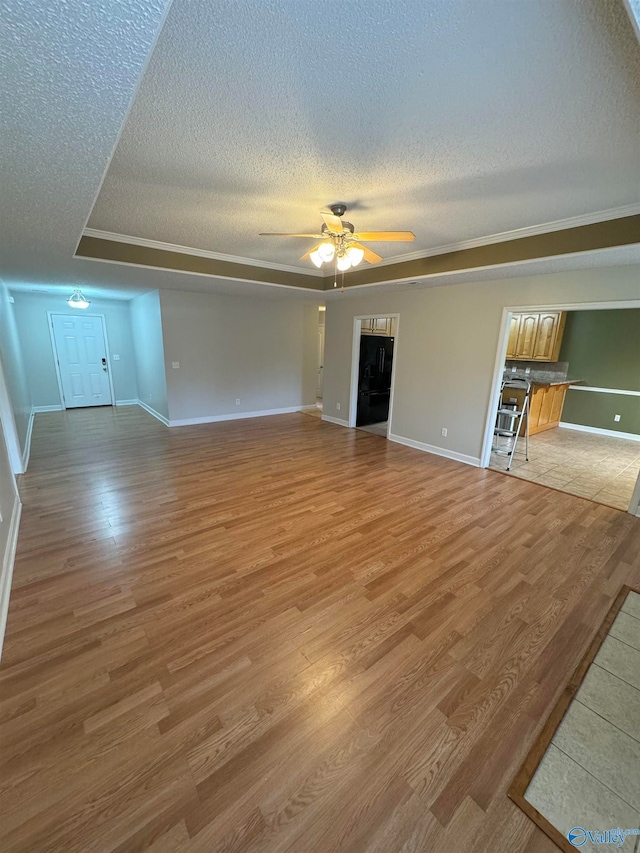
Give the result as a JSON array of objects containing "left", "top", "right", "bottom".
[
  {"left": 159, "top": 289, "right": 319, "bottom": 423},
  {"left": 324, "top": 265, "right": 640, "bottom": 463},
  {"left": 0, "top": 282, "right": 31, "bottom": 467},
  {"left": 130, "top": 291, "right": 169, "bottom": 420},
  {"left": 0, "top": 411, "right": 20, "bottom": 656}
]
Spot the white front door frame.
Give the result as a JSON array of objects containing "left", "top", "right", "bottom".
[
  {"left": 480, "top": 298, "right": 640, "bottom": 514},
  {"left": 48, "top": 312, "right": 116, "bottom": 410},
  {"left": 348, "top": 314, "right": 400, "bottom": 436}
]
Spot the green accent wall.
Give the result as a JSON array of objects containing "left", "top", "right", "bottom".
[
  {"left": 561, "top": 392, "right": 640, "bottom": 435},
  {"left": 559, "top": 309, "right": 640, "bottom": 435}
]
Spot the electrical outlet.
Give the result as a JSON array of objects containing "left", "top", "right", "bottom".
[
  {"left": 172, "top": 361, "right": 180, "bottom": 369},
  {"left": 614, "top": 414, "right": 621, "bottom": 422},
  {"left": 524, "top": 367, "right": 531, "bottom": 374},
  {"left": 112, "top": 354, "right": 120, "bottom": 361},
  {"left": 236, "top": 398, "right": 240, "bottom": 405},
  {"left": 336, "top": 402, "right": 341, "bottom": 411},
  {"left": 511, "top": 366, "right": 517, "bottom": 373},
  {"left": 441, "top": 427, "right": 447, "bottom": 437}
]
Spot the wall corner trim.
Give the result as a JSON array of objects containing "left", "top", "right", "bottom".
[
  {"left": 0, "top": 494, "right": 22, "bottom": 660},
  {"left": 137, "top": 399, "right": 170, "bottom": 426},
  {"left": 21, "top": 409, "right": 34, "bottom": 473},
  {"left": 321, "top": 414, "right": 350, "bottom": 427},
  {"left": 168, "top": 405, "right": 312, "bottom": 428},
  {"left": 388, "top": 433, "right": 481, "bottom": 467},
  {"left": 558, "top": 422, "right": 640, "bottom": 442}
]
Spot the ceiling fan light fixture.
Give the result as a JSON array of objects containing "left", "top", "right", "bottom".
[
  {"left": 67, "top": 288, "right": 90, "bottom": 309},
  {"left": 309, "top": 248, "right": 324, "bottom": 268},
  {"left": 317, "top": 242, "right": 335, "bottom": 262},
  {"left": 336, "top": 252, "right": 352, "bottom": 272},
  {"left": 346, "top": 245, "right": 364, "bottom": 267}
]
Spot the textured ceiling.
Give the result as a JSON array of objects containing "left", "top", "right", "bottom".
[
  {"left": 88, "top": 0, "right": 640, "bottom": 269},
  {"left": 0, "top": 0, "right": 171, "bottom": 284},
  {"left": 1, "top": 0, "right": 638, "bottom": 303}
]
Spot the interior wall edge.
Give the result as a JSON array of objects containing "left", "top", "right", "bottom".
[
  {"left": 0, "top": 493, "right": 21, "bottom": 661},
  {"left": 21, "top": 409, "right": 34, "bottom": 473},
  {"left": 137, "top": 399, "right": 170, "bottom": 427},
  {"left": 388, "top": 432, "right": 482, "bottom": 467}
]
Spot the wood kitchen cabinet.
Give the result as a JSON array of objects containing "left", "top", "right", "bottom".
[
  {"left": 361, "top": 318, "right": 392, "bottom": 335},
  {"left": 507, "top": 382, "right": 570, "bottom": 436},
  {"left": 506, "top": 311, "right": 566, "bottom": 361}
]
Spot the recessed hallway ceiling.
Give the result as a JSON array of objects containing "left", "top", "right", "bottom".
[{"left": 88, "top": 0, "right": 640, "bottom": 272}]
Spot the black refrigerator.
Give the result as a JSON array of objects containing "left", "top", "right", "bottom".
[{"left": 356, "top": 335, "right": 394, "bottom": 427}]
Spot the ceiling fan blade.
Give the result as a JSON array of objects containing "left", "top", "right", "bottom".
[
  {"left": 321, "top": 212, "right": 344, "bottom": 234},
  {"left": 300, "top": 243, "right": 321, "bottom": 261},
  {"left": 351, "top": 241, "right": 383, "bottom": 264},
  {"left": 259, "top": 232, "right": 323, "bottom": 238},
  {"left": 352, "top": 231, "right": 415, "bottom": 242}
]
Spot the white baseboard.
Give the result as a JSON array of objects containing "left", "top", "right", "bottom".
[
  {"left": 137, "top": 399, "right": 170, "bottom": 427},
  {"left": 21, "top": 408, "right": 34, "bottom": 473},
  {"left": 388, "top": 432, "right": 481, "bottom": 467},
  {"left": 559, "top": 422, "right": 640, "bottom": 442},
  {"left": 299, "top": 405, "right": 320, "bottom": 412},
  {"left": 0, "top": 494, "right": 22, "bottom": 661},
  {"left": 32, "top": 404, "right": 63, "bottom": 413},
  {"left": 321, "top": 414, "right": 350, "bottom": 427},
  {"left": 168, "top": 405, "right": 310, "bottom": 428},
  {"left": 115, "top": 399, "right": 138, "bottom": 406}
]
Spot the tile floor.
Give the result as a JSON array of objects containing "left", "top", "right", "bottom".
[
  {"left": 357, "top": 421, "right": 388, "bottom": 437},
  {"left": 525, "top": 590, "right": 640, "bottom": 852},
  {"left": 490, "top": 427, "right": 640, "bottom": 511}
]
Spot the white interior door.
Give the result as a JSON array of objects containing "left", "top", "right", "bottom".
[
  {"left": 316, "top": 326, "right": 325, "bottom": 398},
  {"left": 50, "top": 314, "right": 112, "bottom": 408}
]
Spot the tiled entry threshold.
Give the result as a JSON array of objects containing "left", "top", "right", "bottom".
[
  {"left": 510, "top": 587, "right": 640, "bottom": 852},
  {"left": 490, "top": 428, "right": 640, "bottom": 512}
]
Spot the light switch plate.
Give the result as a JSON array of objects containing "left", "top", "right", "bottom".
[
  {"left": 172, "top": 362, "right": 180, "bottom": 369},
  {"left": 112, "top": 354, "right": 120, "bottom": 361}
]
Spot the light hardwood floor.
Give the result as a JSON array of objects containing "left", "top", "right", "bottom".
[{"left": 1, "top": 406, "right": 639, "bottom": 852}]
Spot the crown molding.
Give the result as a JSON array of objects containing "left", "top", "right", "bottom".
[
  {"left": 73, "top": 252, "right": 325, "bottom": 293},
  {"left": 82, "top": 228, "right": 325, "bottom": 277},
  {"left": 328, "top": 244, "right": 640, "bottom": 295},
  {"left": 83, "top": 202, "right": 640, "bottom": 290},
  {"left": 366, "top": 202, "right": 640, "bottom": 269}
]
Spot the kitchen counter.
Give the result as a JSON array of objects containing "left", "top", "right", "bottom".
[
  {"left": 503, "top": 373, "right": 582, "bottom": 387},
  {"left": 501, "top": 378, "right": 577, "bottom": 435}
]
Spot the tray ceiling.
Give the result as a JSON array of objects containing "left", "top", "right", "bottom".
[{"left": 86, "top": 0, "right": 640, "bottom": 273}]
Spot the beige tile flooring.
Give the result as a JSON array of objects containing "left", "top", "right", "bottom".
[
  {"left": 490, "top": 427, "right": 640, "bottom": 511},
  {"left": 525, "top": 590, "right": 640, "bottom": 852},
  {"left": 357, "top": 421, "right": 388, "bottom": 437}
]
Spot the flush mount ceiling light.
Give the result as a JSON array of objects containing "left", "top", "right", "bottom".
[
  {"left": 260, "top": 203, "right": 415, "bottom": 281},
  {"left": 67, "top": 288, "right": 90, "bottom": 309}
]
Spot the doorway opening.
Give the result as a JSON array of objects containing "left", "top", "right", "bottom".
[
  {"left": 482, "top": 302, "right": 640, "bottom": 514},
  {"left": 349, "top": 316, "right": 398, "bottom": 439},
  {"left": 49, "top": 313, "right": 114, "bottom": 409},
  {"left": 316, "top": 307, "right": 325, "bottom": 411}
]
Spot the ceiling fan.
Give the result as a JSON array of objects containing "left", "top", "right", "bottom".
[{"left": 259, "top": 203, "right": 415, "bottom": 271}]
